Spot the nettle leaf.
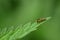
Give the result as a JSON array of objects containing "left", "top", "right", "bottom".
[{"left": 0, "top": 17, "right": 51, "bottom": 40}]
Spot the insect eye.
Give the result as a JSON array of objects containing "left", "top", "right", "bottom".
[{"left": 37, "top": 18, "right": 46, "bottom": 23}]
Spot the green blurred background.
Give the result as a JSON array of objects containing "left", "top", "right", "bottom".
[{"left": 0, "top": 0, "right": 60, "bottom": 40}]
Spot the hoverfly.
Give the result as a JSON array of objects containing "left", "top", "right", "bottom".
[{"left": 37, "top": 18, "right": 46, "bottom": 23}]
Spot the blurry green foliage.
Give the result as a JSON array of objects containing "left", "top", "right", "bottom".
[{"left": 0, "top": 0, "right": 60, "bottom": 40}]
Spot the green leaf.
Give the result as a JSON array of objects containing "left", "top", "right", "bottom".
[{"left": 0, "top": 17, "right": 51, "bottom": 40}]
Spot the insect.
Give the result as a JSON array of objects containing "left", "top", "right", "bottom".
[{"left": 37, "top": 18, "right": 46, "bottom": 23}]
